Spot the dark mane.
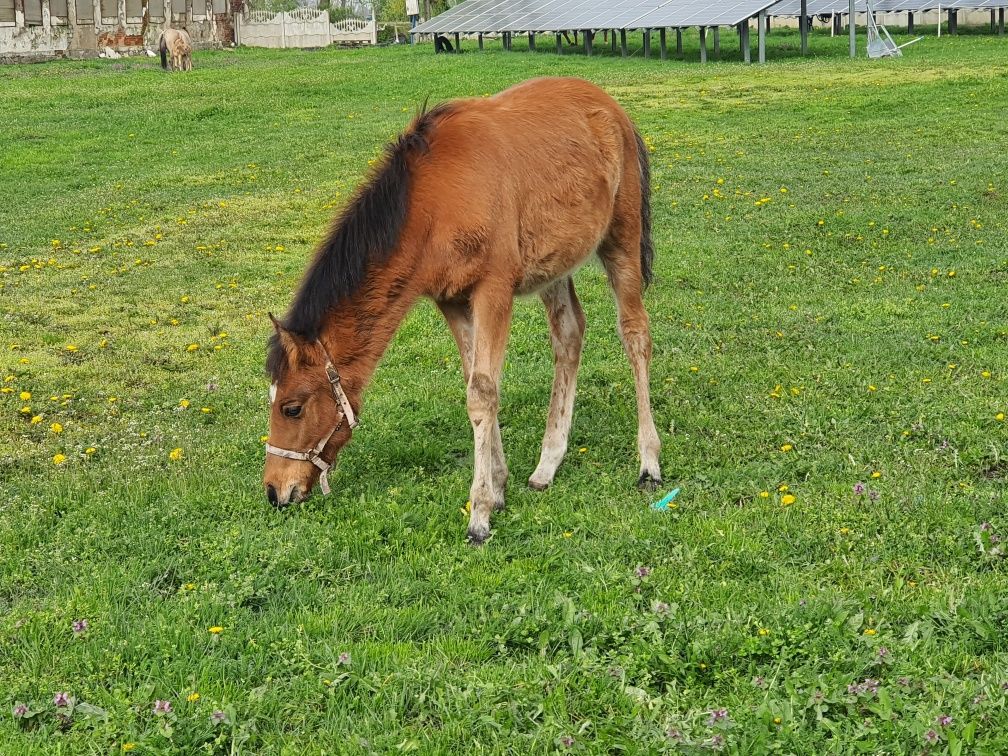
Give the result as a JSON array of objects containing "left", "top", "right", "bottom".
[{"left": 267, "top": 102, "right": 453, "bottom": 380}]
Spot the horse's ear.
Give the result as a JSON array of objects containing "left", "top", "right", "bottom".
[{"left": 269, "top": 313, "right": 303, "bottom": 364}]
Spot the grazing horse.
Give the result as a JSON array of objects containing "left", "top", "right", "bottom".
[
  {"left": 159, "top": 28, "right": 192, "bottom": 71},
  {"left": 263, "top": 77, "right": 661, "bottom": 544}
]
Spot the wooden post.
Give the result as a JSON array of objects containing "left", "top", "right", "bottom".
[
  {"left": 659, "top": 27, "right": 666, "bottom": 59},
  {"left": 800, "top": 0, "right": 808, "bottom": 54},
  {"left": 907, "top": 12, "right": 913, "bottom": 34},
  {"left": 676, "top": 27, "right": 682, "bottom": 58},
  {"left": 991, "top": 9, "right": 996, "bottom": 31},
  {"left": 1000, "top": 8, "right": 1005, "bottom": 36},
  {"left": 741, "top": 20, "right": 750, "bottom": 64},
  {"left": 528, "top": 31, "right": 534, "bottom": 50},
  {"left": 583, "top": 29, "right": 591, "bottom": 55},
  {"left": 713, "top": 26, "right": 720, "bottom": 57},
  {"left": 610, "top": 29, "right": 615, "bottom": 53},
  {"left": 949, "top": 9, "right": 957, "bottom": 35},
  {"left": 620, "top": 28, "right": 627, "bottom": 57},
  {"left": 555, "top": 32, "right": 561, "bottom": 53},
  {"left": 759, "top": 11, "right": 766, "bottom": 63},
  {"left": 478, "top": 33, "right": 483, "bottom": 50},
  {"left": 643, "top": 28, "right": 650, "bottom": 58},
  {"left": 454, "top": 31, "right": 460, "bottom": 51},
  {"left": 699, "top": 26, "right": 706, "bottom": 62}
]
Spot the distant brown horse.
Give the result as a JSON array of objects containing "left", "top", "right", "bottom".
[{"left": 263, "top": 77, "right": 661, "bottom": 544}]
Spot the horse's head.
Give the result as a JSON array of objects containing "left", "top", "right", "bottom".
[{"left": 263, "top": 316, "right": 356, "bottom": 507}]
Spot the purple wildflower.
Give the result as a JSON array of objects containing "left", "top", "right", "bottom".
[
  {"left": 980, "top": 522, "right": 992, "bottom": 532},
  {"left": 1002, "top": 681, "right": 1008, "bottom": 692},
  {"left": 937, "top": 714, "right": 952, "bottom": 727},
  {"left": 12, "top": 704, "right": 28, "bottom": 718},
  {"left": 72, "top": 619, "right": 88, "bottom": 635},
  {"left": 898, "top": 676, "right": 910, "bottom": 687},
  {"left": 53, "top": 692, "right": 71, "bottom": 708},
  {"left": 863, "top": 679, "right": 879, "bottom": 695},
  {"left": 877, "top": 646, "right": 890, "bottom": 659},
  {"left": 752, "top": 676, "right": 765, "bottom": 688},
  {"left": 973, "top": 693, "right": 987, "bottom": 706},
  {"left": 634, "top": 565, "right": 652, "bottom": 578},
  {"left": 337, "top": 651, "right": 351, "bottom": 666},
  {"left": 210, "top": 709, "right": 228, "bottom": 725},
  {"left": 868, "top": 490, "right": 880, "bottom": 502},
  {"left": 666, "top": 728, "right": 683, "bottom": 741},
  {"left": 707, "top": 707, "right": 729, "bottom": 726},
  {"left": 153, "top": 699, "right": 172, "bottom": 715},
  {"left": 559, "top": 735, "right": 574, "bottom": 748},
  {"left": 607, "top": 666, "right": 623, "bottom": 678},
  {"left": 924, "top": 729, "right": 939, "bottom": 745},
  {"left": 853, "top": 482, "right": 866, "bottom": 495},
  {"left": 652, "top": 601, "right": 671, "bottom": 616},
  {"left": 707, "top": 734, "right": 725, "bottom": 750}
]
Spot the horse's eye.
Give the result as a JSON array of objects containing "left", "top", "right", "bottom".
[{"left": 282, "top": 405, "right": 302, "bottom": 419}]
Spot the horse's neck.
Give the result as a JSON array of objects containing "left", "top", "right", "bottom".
[{"left": 317, "top": 262, "right": 420, "bottom": 403}]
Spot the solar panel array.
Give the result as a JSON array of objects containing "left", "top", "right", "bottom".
[
  {"left": 415, "top": 0, "right": 781, "bottom": 35},
  {"left": 769, "top": 0, "right": 1007, "bottom": 12}
]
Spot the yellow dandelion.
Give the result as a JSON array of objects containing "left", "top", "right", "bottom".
[
  {"left": 20, "top": 406, "right": 32, "bottom": 415},
  {"left": 209, "top": 626, "right": 223, "bottom": 634},
  {"left": 997, "top": 413, "right": 1005, "bottom": 422},
  {"left": 863, "top": 628, "right": 877, "bottom": 636},
  {"left": 169, "top": 448, "right": 183, "bottom": 461},
  {"left": 868, "top": 385, "right": 877, "bottom": 392},
  {"left": 99, "top": 339, "right": 108, "bottom": 349},
  {"left": 184, "top": 582, "right": 196, "bottom": 590},
  {"left": 186, "top": 343, "right": 200, "bottom": 352},
  {"left": 871, "top": 471, "right": 881, "bottom": 479},
  {"left": 578, "top": 447, "right": 587, "bottom": 453},
  {"left": 19, "top": 391, "right": 31, "bottom": 401},
  {"left": 50, "top": 422, "right": 63, "bottom": 434},
  {"left": 773, "top": 717, "right": 782, "bottom": 725},
  {"left": 65, "top": 344, "right": 78, "bottom": 352},
  {"left": 260, "top": 435, "right": 268, "bottom": 443},
  {"left": 179, "top": 399, "right": 190, "bottom": 408},
  {"left": 187, "top": 692, "right": 200, "bottom": 702},
  {"left": 778, "top": 484, "right": 789, "bottom": 492},
  {"left": 981, "top": 370, "right": 992, "bottom": 379},
  {"left": 30, "top": 414, "right": 43, "bottom": 425},
  {"left": 781, "top": 494, "right": 796, "bottom": 506},
  {"left": 839, "top": 527, "right": 850, "bottom": 535},
  {"left": 85, "top": 447, "right": 96, "bottom": 455},
  {"left": 758, "top": 628, "right": 770, "bottom": 636},
  {"left": 122, "top": 745, "right": 136, "bottom": 753},
  {"left": 758, "top": 491, "right": 770, "bottom": 499},
  {"left": 780, "top": 444, "right": 793, "bottom": 452},
  {"left": 53, "top": 453, "right": 67, "bottom": 465}
]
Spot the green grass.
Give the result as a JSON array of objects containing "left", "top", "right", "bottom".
[{"left": 1, "top": 30, "right": 1008, "bottom": 753}]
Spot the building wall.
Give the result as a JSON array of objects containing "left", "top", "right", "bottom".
[{"left": 0, "top": 0, "right": 233, "bottom": 62}]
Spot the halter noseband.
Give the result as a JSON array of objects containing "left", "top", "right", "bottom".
[{"left": 264, "top": 340, "right": 358, "bottom": 496}]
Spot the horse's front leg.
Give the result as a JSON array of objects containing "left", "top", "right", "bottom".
[
  {"left": 464, "top": 288, "right": 513, "bottom": 545},
  {"left": 437, "top": 300, "right": 508, "bottom": 498}
]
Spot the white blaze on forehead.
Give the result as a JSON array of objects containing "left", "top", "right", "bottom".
[{"left": 269, "top": 383, "right": 277, "bottom": 404}]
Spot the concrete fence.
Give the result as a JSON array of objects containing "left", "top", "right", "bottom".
[{"left": 235, "top": 8, "right": 376, "bottom": 48}]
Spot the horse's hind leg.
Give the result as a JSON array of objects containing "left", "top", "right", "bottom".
[
  {"left": 437, "top": 300, "right": 508, "bottom": 499},
  {"left": 529, "top": 277, "right": 585, "bottom": 491},
  {"left": 599, "top": 233, "right": 662, "bottom": 490}
]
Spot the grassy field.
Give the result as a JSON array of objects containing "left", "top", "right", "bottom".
[{"left": 2, "top": 27, "right": 1008, "bottom": 753}]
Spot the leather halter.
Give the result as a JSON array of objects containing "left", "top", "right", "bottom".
[{"left": 264, "top": 341, "right": 358, "bottom": 496}]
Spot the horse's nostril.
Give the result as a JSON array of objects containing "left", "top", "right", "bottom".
[{"left": 266, "top": 484, "right": 278, "bottom": 506}]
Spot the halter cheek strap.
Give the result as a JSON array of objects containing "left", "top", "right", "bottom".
[{"left": 264, "top": 340, "right": 358, "bottom": 496}]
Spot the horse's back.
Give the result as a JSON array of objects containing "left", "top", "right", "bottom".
[{"left": 411, "top": 77, "right": 641, "bottom": 298}]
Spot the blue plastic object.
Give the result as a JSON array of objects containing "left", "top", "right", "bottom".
[{"left": 651, "top": 488, "right": 681, "bottom": 511}]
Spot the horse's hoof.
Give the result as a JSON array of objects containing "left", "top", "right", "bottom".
[
  {"left": 527, "top": 476, "right": 550, "bottom": 492},
  {"left": 637, "top": 472, "right": 662, "bottom": 492},
  {"left": 467, "top": 526, "right": 491, "bottom": 546},
  {"left": 493, "top": 498, "right": 506, "bottom": 512}
]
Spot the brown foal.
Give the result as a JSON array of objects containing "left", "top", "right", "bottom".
[{"left": 263, "top": 76, "right": 661, "bottom": 544}]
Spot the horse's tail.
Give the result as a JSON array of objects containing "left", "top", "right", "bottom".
[
  {"left": 633, "top": 126, "right": 654, "bottom": 288},
  {"left": 159, "top": 33, "right": 168, "bottom": 70}
]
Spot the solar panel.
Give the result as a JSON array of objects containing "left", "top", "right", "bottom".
[
  {"left": 415, "top": 0, "right": 1007, "bottom": 36},
  {"left": 631, "top": 0, "right": 779, "bottom": 28},
  {"left": 768, "top": 0, "right": 867, "bottom": 14}
]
